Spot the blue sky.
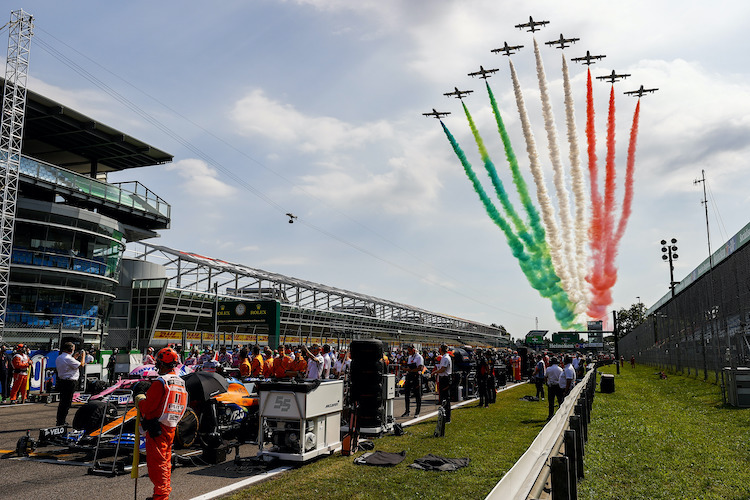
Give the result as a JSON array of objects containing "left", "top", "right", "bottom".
[{"left": 13, "top": 0, "right": 750, "bottom": 338}]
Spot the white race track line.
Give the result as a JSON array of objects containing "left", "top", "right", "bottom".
[
  {"left": 189, "top": 381, "right": 527, "bottom": 500},
  {"left": 189, "top": 466, "right": 293, "bottom": 500}
]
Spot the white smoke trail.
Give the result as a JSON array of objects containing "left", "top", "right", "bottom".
[
  {"left": 508, "top": 58, "right": 574, "bottom": 300},
  {"left": 562, "top": 53, "right": 589, "bottom": 314},
  {"left": 533, "top": 39, "right": 579, "bottom": 304}
]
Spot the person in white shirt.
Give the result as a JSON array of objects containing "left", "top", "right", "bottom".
[
  {"left": 545, "top": 356, "right": 564, "bottom": 420},
  {"left": 321, "top": 344, "right": 332, "bottom": 379},
  {"left": 433, "top": 344, "right": 453, "bottom": 423},
  {"left": 301, "top": 344, "right": 325, "bottom": 380},
  {"left": 560, "top": 355, "right": 576, "bottom": 397},
  {"left": 402, "top": 344, "right": 424, "bottom": 417},
  {"left": 332, "top": 350, "right": 350, "bottom": 379},
  {"left": 56, "top": 342, "right": 83, "bottom": 426}
]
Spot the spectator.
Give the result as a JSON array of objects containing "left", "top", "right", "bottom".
[
  {"left": 561, "top": 355, "right": 576, "bottom": 397},
  {"left": 250, "top": 345, "right": 264, "bottom": 378},
  {"left": 321, "top": 344, "right": 332, "bottom": 379},
  {"left": 144, "top": 347, "right": 156, "bottom": 365},
  {"left": 433, "top": 344, "right": 452, "bottom": 423},
  {"left": 55, "top": 342, "right": 83, "bottom": 425},
  {"left": 402, "top": 344, "right": 424, "bottom": 416},
  {"left": 533, "top": 354, "right": 546, "bottom": 401},
  {"left": 239, "top": 348, "right": 251, "bottom": 379},
  {"left": 301, "top": 344, "right": 324, "bottom": 380},
  {"left": 545, "top": 356, "right": 564, "bottom": 420}
]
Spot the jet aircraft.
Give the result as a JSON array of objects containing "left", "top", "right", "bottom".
[
  {"left": 491, "top": 41, "right": 524, "bottom": 56},
  {"left": 596, "top": 70, "right": 631, "bottom": 83},
  {"left": 515, "top": 16, "right": 550, "bottom": 32},
  {"left": 443, "top": 87, "right": 474, "bottom": 100},
  {"left": 571, "top": 51, "right": 606, "bottom": 65},
  {"left": 467, "top": 65, "right": 499, "bottom": 79},
  {"left": 624, "top": 85, "right": 658, "bottom": 97},
  {"left": 423, "top": 109, "right": 451, "bottom": 119},
  {"left": 545, "top": 33, "right": 580, "bottom": 49}
]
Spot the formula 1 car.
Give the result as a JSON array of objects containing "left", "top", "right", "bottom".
[{"left": 48, "top": 371, "right": 260, "bottom": 454}]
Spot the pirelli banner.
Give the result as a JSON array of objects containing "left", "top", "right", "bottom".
[{"left": 216, "top": 299, "right": 280, "bottom": 347}]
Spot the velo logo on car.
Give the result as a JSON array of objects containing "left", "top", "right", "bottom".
[{"left": 273, "top": 395, "right": 292, "bottom": 412}]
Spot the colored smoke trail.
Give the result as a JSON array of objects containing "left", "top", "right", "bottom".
[
  {"left": 485, "top": 81, "right": 571, "bottom": 311},
  {"left": 613, "top": 99, "right": 640, "bottom": 245},
  {"left": 486, "top": 82, "right": 545, "bottom": 246},
  {"left": 533, "top": 39, "right": 579, "bottom": 304},
  {"left": 442, "top": 121, "right": 577, "bottom": 327},
  {"left": 509, "top": 59, "right": 574, "bottom": 301},
  {"left": 562, "top": 54, "right": 589, "bottom": 310},
  {"left": 602, "top": 85, "right": 618, "bottom": 259},
  {"left": 461, "top": 101, "right": 534, "bottom": 249},
  {"left": 585, "top": 68, "right": 606, "bottom": 319}
]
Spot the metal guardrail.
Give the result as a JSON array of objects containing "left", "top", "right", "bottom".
[
  {"left": 486, "top": 365, "right": 598, "bottom": 500},
  {"left": 18, "top": 154, "right": 170, "bottom": 219}
]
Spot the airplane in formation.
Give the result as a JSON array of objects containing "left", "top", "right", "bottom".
[
  {"left": 514, "top": 16, "right": 550, "bottom": 32},
  {"left": 468, "top": 65, "right": 499, "bottom": 79},
  {"left": 571, "top": 50, "right": 606, "bottom": 65},
  {"left": 545, "top": 33, "right": 580, "bottom": 49},
  {"left": 596, "top": 70, "right": 631, "bottom": 83},
  {"left": 423, "top": 108, "right": 451, "bottom": 119},
  {"left": 624, "top": 85, "right": 658, "bottom": 97},
  {"left": 491, "top": 41, "right": 524, "bottom": 56},
  {"left": 443, "top": 87, "right": 474, "bottom": 99}
]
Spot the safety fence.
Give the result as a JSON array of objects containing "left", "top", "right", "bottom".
[
  {"left": 486, "top": 365, "right": 599, "bottom": 500},
  {"left": 618, "top": 236, "right": 750, "bottom": 383}
]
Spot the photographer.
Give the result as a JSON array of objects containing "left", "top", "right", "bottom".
[
  {"left": 402, "top": 344, "right": 423, "bottom": 417},
  {"left": 300, "top": 343, "right": 324, "bottom": 380},
  {"left": 55, "top": 342, "right": 83, "bottom": 425}
]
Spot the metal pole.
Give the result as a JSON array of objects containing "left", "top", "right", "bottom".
[{"left": 613, "top": 310, "right": 620, "bottom": 375}]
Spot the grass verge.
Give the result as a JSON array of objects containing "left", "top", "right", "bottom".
[
  {"left": 578, "top": 364, "right": 750, "bottom": 500},
  {"left": 229, "top": 383, "right": 549, "bottom": 500}
]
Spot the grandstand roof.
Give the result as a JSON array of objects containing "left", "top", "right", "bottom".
[{"left": 5, "top": 79, "right": 173, "bottom": 174}]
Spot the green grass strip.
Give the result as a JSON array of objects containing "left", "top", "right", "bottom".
[
  {"left": 229, "top": 384, "right": 551, "bottom": 500},
  {"left": 579, "top": 364, "right": 750, "bottom": 500}
]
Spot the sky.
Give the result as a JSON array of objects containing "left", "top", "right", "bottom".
[{"left": 10, "top": 0, "right": 750, "bottom": 339}]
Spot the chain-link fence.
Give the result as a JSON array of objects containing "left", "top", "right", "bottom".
[{"left": 620, "top": 238, "right": 750, "bottom": 382}]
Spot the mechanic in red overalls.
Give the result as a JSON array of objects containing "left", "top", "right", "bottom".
[
  {"left": 135, "top": 347, "right": 188, "bottom": 500},
  {"left": 10, "top": 344, "right": 30, "bottom": 403}
]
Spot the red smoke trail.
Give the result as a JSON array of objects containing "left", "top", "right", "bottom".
[
  {"left": 585, "top": 69, "right": 609, "bottom": 319},
  {"left": 602, "top": 85, "right": 617, "bottom": 253},
  {"left": 613, "top": 99, "right": 641, "bottom": 244}
]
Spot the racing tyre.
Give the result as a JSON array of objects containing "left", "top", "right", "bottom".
[
  {"left": 131, "top": 380, "right": 152, "bottom": 397},
  {"left": 174, "top": 408, "right": 199, "bottom": 449},
  {"left": 85, "top": 378, "right": 108, "bottom": 396},
  {"left": 72, "top": 400, "right": 118, "bottom": 433},
  {"left": 349, "top": 339, "right": 384, "bottom": 361}
]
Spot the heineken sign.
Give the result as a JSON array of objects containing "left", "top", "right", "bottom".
[{"left": 552, "top": 332, "right": 580, "bottom": 344}]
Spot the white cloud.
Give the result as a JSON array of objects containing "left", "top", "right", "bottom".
[
  {"left": 231, "top": 89, "right": 393, "bottom": 153},
  {"left": 165, "top": 158, "right": 237, "bottom": 201}
]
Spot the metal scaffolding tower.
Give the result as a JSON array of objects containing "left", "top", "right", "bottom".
[{"left": 0, "top": 9, "right": 33, "bottom": 339}]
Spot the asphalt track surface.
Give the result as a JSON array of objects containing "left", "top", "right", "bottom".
[{"left": 0, "top": 390, "right": 452, "bottom": 500}]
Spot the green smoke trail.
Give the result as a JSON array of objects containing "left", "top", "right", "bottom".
[
  {"left": 441, "top": 121, "right": 578, "bottom": 327},
  {"left": 484, "top": 84, "right": 580, "bottom": 328},
  {"left": 486, "top": 82, "right": 545, "bottom": 245},
  {"left": 461, "top": 101, "right": 535, "bottom": 251}
]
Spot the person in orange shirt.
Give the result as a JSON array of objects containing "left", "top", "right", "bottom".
[
  {"left": 135, "top": 347, "right": 187, "bottom": 500},
  {"left": 274, "top": 345, "right": 293, "bottom": 379},
  {"left": 238, "top": 348, "right": 251, "bottom": 379},
  {"left": 250, "top": 345, "right": 264, "bottom": 378},
  {"left": 287, "top": 348, "right": 307, "bottom": 378},
  {"left": 10, "top": 344, "right": 30, "bottom": 403},
  {"left": 262, "top": 347, "right": 274, "bottom": 379}
]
